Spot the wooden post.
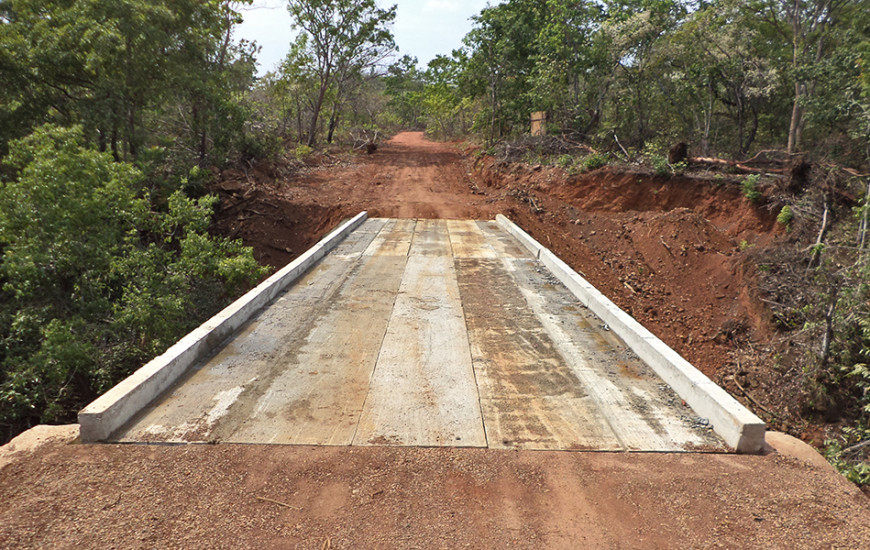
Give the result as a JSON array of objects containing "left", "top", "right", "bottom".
[{"left": 531, "top": 111, "right": 547, "bottom": 136}]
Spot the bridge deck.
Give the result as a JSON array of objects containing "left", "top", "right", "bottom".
[{"left": 113, "top": 218, "right": 724, "bottom": 451}]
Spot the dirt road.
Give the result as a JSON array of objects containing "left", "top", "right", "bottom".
[
  {"left": 2, "top": 430, "right": 869, "bottom": 549},
  {"left": 2, "top": 132, "right": 868, "bottom": 548}
]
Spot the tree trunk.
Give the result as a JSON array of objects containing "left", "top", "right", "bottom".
[
  {"left": 701, "top": 84, "right": 714, "bottom": 156},
  {"left": 808, "top": 196, "right": 830, "bottom": 271},
  {"left": 737, "top": 94, "right": 745, "bottom": 157},
  {"left": 820, "top": 297, "right": 836, "bottom": 367},
  {"left": 295, "top": 94, "right": 304, "bottom": 142},
  {"left": 111, "top": 125, "right": 119, "bottom": 162},
  {"left": 489, "top": 75, "right": 497, "bottom": 145},
  {"left": 326, "top": 101, "right": 339, "bottom": 144},
  {"left": 307, "top": 80, "right": 329, "bottom": 147},
  {"left": 741, "top": 105, "right": 759, "bottom": 156},
  {"left": 127, "top": 106, "right": 137, "bottom": 160},
  {"left": 98, "top": 126, "right": 107, "bottom": 153},
  {"left": 859, "top": 177, "right": 870, "bottom": 251},
  {"left": 788, "top": 82, "right": 803, "bottom": 154}
]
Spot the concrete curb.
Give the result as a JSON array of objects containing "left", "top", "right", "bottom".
[
  {"left": 495, "top": 214, "right": 766, "bottom": 453},
  {"left": 495, "top": 214, "right": 543, "bottom": 259},
  {"left": 78, "top": 212, "right": 369, "bottom": 443}
]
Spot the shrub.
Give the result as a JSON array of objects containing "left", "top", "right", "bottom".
[
  {"left": 239, "top": 130, "right": 283, "bottom": 164},
  {"left": 581, "top": 152, "right": 609, "bottom": 172},
  {"left": 650, "top": 153, "right": 670, "bottom": 176},
  {"left": 0, "top": 125, "right": 270, "bottom": 440},
  {"left": 557, "top": 154, "right": 574, "bottom": 170},
  {"left": 742, "top": 174, "right": 762, "bottom": 202},
  {"left": 826, "top": 425, "right": 870, "bottom": 486},
  {"left": 293, "top": 144, "right": 313, "bottom": 160},
  {"left": 777, "top": 205, "right": 794, "bottom": 229}
]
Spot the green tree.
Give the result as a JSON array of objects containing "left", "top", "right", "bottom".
[
  {"left": 421, "top": 54, "right": 476, "bottom": 138},
  {"left": 0, "top": 0, "right": 254, "bottom": 165},
  {"left": 0, "top": 125, "right": 268, "bottom": 440},
  {"left": 384, "top": 55, "right": 425, "bottom": 129},
  {"left": 463, "top": 0, "right": 544, "bottom": 142},
  {"left": 666, "top": 0, "right": 779, "bottom": 154},
  {"left": 753, "top": 0, "right": 857, "bottom": 154},
  {"left": 286, "top": 0, "right": 397, "bottom": 146},
  {"left": 527, "top": 0, "right": 607, "bottom": 138}
]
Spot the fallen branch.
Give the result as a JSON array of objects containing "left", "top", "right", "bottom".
[
  {"left": 528, "top": 195, "right": 542, "bottom": 213},
  {"left": 659, "top": 236, "right": 671, "bottom": 252},
  {"left": 818, "top": 164, "right": 870, "bottom": 178},
  {"left": 613, "top": 133, "right": 630, "bottom": 161},
  {"left": 744, "top": 149, "right": 784, "bottom": 162},
  {"left": 688, "top": 156, "right": 782, "bottom": 174},
  {"left": 255, "top": 496, "right": 302, "bottom": 511},
  {"left": 560, "top": 135, "right": 600, "bottom": 155},
  {"left": 807, "top": 197, "right": 830, "bottom": 272},
  {"left": 842, "top": 439, "right": 870, "bottom": 455}
]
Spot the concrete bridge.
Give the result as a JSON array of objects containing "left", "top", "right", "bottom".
[{"left": 79, "top": 213, "right": 764, "bottom": 453}]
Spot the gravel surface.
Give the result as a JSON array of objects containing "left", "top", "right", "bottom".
[{"left": 1, "top": 435, "right": 868, "bottom": 549}]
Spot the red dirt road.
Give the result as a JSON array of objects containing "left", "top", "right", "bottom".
[
  {"left": 2, "top": 432, "right": 869, "bottom": 549},
  {"left": 3, "top": 132, "right": 868, "bottom": 549}
]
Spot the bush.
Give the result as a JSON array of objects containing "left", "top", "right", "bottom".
[
  {"left": 650, "top": 153, "right": 670, "bottom": 176},
  {"left": 777, "top": 205, "right": 794, "bottom": 228},
  {"left": 239, "top": 129, "right": 284, "bottom": 164},
  {"left": 826, "top": 425, "right": 870, "bottom": 486},
  {"left": 742, "top": 174, "right": 762, "bottom": 202},
  {"left": 0, "top": 125, "right": 270, "bottom": 441},
  {"left": 557, "top": 154, "right": 574, "bottom": 170},
  {"left": 293, "top": 144, "right": 313, "bottom": 160},
  {"left": 581, "top": 152, "right": 609, "bottom": 172}
]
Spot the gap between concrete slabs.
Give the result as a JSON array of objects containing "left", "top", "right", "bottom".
[
  {"left": 495, "top": 214, "right": 766, "bottom": 453},
  {"left": 77, "top": 212, "right": 370, "bottom": 443}
]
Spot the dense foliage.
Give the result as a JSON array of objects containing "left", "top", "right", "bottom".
[
  {"left": 0, "top": 0, "right": 269, "bottom": 441},
  {"left": 380, "top": 0, "right": 869, "bottom": 163},
  {"left": 0, "top": 126, "right": 268, "bottom": 439}
]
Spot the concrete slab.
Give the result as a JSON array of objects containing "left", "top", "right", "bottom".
[
  {"left": 223, "top": 254, "right": 405, "bottom": 445},
  {"left": 104, "top": 217, "right": 728, "bottom": 453},
  {"left": 363, "top": 219, "right": 415, "bottom": 257},
  {"left": 115, "top": 220, "right": 392, "bottom": 444},
  {"left": 446, "top": 220, "right": 498, "bottom": 258},
  {"left": 409, "top": 218, "right": 451, "bottom": 257},
  {"left": 353, "top": 253, "right": 486, "bottom": 447}
]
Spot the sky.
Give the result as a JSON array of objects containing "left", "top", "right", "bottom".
[{"left": 234, "top": 0, "right": 499, "bottom": 76}]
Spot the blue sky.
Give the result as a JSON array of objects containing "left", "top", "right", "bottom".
[{"left": 235, "top": 0, "right": 498, "bottom": 76}]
